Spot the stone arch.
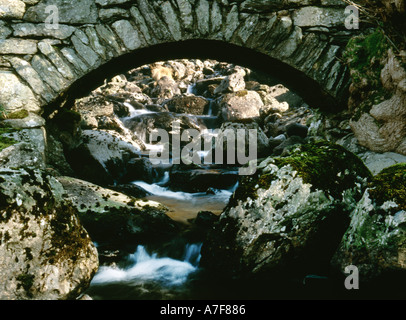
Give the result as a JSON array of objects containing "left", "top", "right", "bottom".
[{"left": 0, "top": 0, "right": 355, "bottom": 116}]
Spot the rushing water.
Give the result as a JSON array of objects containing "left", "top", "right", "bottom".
[{"left": 86, "top": 242, "right": 206, "bottom": 300}]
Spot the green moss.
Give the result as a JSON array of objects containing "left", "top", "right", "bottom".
[
  {"left": 273, "top": 141, "right": 372, "bottom": 198},
  {"left": 343, "top": 29, "right": 391, "bottom": 120},
  {"left": 0, "top": 127, "right": 18, "bottom": 152},
  {"left": 6, "top": 109, "right": 29, "bottom": 120},
  {"left": 229, "top": 141, "right": 372, "bottom": 206},
  {"left": 344, "top": 29, "right": 389, "bottom": 80},
  {"left": 368, "top": 163, "right": 406, "bottom": 210}
]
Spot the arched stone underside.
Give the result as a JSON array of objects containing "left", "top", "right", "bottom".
[{"left": 0, "top": 0, "right": 356, "bottom": 115}]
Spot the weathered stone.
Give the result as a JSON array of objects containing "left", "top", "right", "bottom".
[
  {"left": 71, "top": 34, "right": 100, "bottom": 68},
  {"left": 96, "top": 0, "right": 131, "bottom": 6},
  {"left": 60, "top": 47, "right": 89, "bottom": 74},
  {"left": 31, "top": 54, "right": 70, "bottom": 93},
  {"left": 0, "top": 127, "right": 46, "bottom": 169},
  {"left": 169, "top": 168, "right": 239, "bottom": 193},
  {"left": 272, "top": 26, "right": 303, "bottom": 59},
  {"left": 112, "top": 19, "right": 141, "bottom": 51},
  {"left": 0, "top": 0, "right": 25, "bottom": 19},
  {"left": 215, "top": 121, "right": 270, "bottom": 158},
  {"left": 129, "top": 6, "right": 153, "bottom": 44},
  {"left": 236, "top": 13, "right": 259, "bottom": 44},
  {"left": 0, "top": 168, "right": 99, "bottom": 300},
  {"left": 12, "top": 23, "right": 75, "bottom": 39},
  {"left": 24, "top": 0, "right": 98, "bottom": 24},
  {"left": 95, "top": 24, "right": 124, "bottom": 55},
  {"left": 0, "top": 21, "right": 12, "bottom": 39},
  {"left": 67, "top": 129, "right": 142, "bottom": 186},
  {"left": 0, "top": 70, "right": 40, "bottom": 113},
  {"left": 211, "top": 0, "right": 222, "bottom": 33},
  {"left": 99, "top": 7, "right": 129, "bottom": 21},
  {"left": 8, "top": 57, "right": 56, "bottom": 103},
  {"left": 160, "top": 1, "right": 182, "bottom": 41},
  {"left": 38, "top": 40, "right": 76, "bottom": 80},
  {"left": 224, "top": 5, "right": 240, "bottom": 41},
  {"left": 196, "top": 0, "right": 210, "bottom": 36},
  {"left": 292, "top": 6, "right": 344, "bottom": 27},
  {"left": 136, "top": 0, "right": 171, "bottom": 40},
  {"left": 0, "top": 38, "right": 37, "bottom": 54},
  {"left": 359, "top": 151, "right": 406, "bottom": 175},
  {"left": 176, "top": 0, "right": 194, "bottom": 32},
  {"left": 85, "top": 26, "right": 108, "bottom": 60},
  {"left": 1, "top": 113, "right": 45, "bottom": 129}
]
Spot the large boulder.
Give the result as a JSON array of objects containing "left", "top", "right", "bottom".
[
  {"left": 218, "top": 90, "right": 264, "bottom": 122},
  {"left": 58, "top": 176, "right": 178, "bottom": 250},
  {"left": 67, "top": 129, "right": 142, "bottom": 186},
  {"left": 0, "top": 168, "right": 98, "bottom": 300},
  {"left": 331, "top": 163, "right": 406, "bottom": 281},
  {"left": 201, "top": 141, "right": 372, "bottom": 279}
]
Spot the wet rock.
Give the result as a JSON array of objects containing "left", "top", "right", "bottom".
[
  {"left": 121, "top": 157, "right": 159, "bottom": 183},
  {"left": 201, "top": 141, "right": 372, "bottom": 278},
  {"left": 169, "top": 167, "right": 239, "bottom": 193},
  {"left": 286, "top": 122, "right": 309, "bottom": 138},
  {"left": 268, "top": 134, "right": 286, "bottom": 149},
  {"left": 108, "top": 183, "right": 151, "bottom": 198},
  {"left": 272, "top": 135, "right": 305, "bottom": 156},
  {"left": 0, "top": 168, "right": 98, "bottom": 300}
]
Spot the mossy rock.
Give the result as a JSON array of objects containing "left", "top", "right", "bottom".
[
  {"left": 6, "top": 110, "right": 29, "bottom": 120},
  {"left": 229, "top": 140, "right": 372, "bottom": 207},
  {"left": 202, "top": 140, "right": 372, "bottom": 278},
  {"left": 368, "top": 163, "right": 406, "bottom": 210},
  {"left": 0, "top": 127, "right": 18, "bottom": 152},
  {"left": 332, "top": 165, "right": 406, "bottom": 281}
]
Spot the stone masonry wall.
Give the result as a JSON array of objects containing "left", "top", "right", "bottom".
[{"left": 0, "top": 0, "right": 355, "bottom": 115}]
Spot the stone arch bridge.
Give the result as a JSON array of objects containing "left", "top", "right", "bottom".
[{"left": 0, "top": 0, "right": 357, "bottom": 115}]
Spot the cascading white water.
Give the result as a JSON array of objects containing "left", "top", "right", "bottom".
[{"left": 91, "top": 243, "right": 202, "bottom": 287}]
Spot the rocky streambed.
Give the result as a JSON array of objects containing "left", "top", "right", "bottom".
[{"left": 1, "top": 58, "right": 406, "bottom": 300}]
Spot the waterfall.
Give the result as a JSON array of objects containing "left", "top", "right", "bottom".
[{"left": 90, "top": 243, "right": 202, "bottom": 287}]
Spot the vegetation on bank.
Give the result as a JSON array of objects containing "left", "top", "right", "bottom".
[
  {"left": 343, "top": 28, "right": 392, "bottom": 120},
  {"left": 368, "top": 163, "right": 406, "bottom": 210}
]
